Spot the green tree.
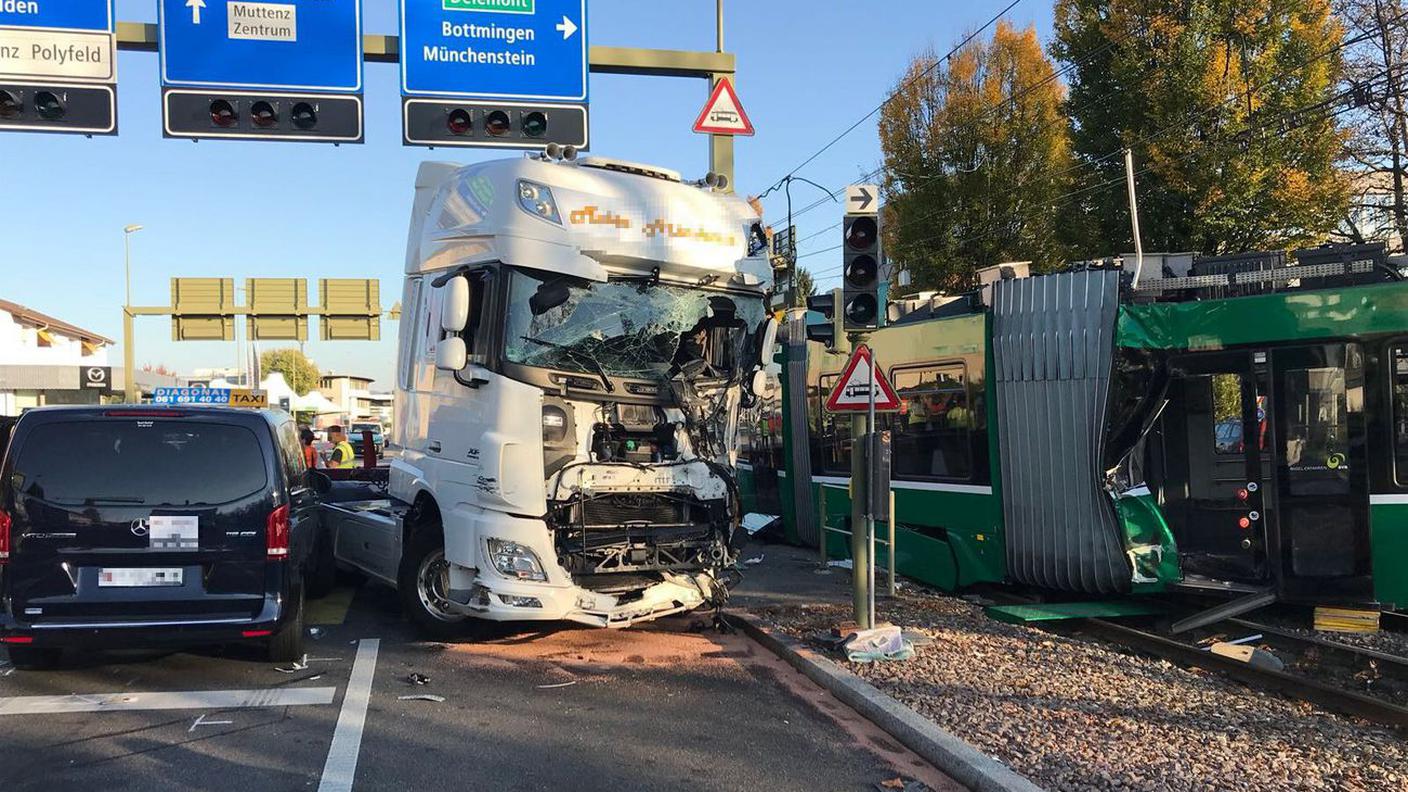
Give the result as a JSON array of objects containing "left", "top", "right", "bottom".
[
  {"left": 878, "top": 21, "right": 1076, "bottom": 293},
  {"left": 793, "top": 266, "right": 817, "bottom": 305},
  {"left": 261, "top": 348, "right": 320, "bottom": 396},
  {"left": 1053, "top": 0, "right": 1351, "bottom": 256},
  {"left": 1336, "top": 0, "right": 1408, "bottom": 253}
]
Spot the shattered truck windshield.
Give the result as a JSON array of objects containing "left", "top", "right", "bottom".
[{"left": 504, "top": 267, "right": 766, "bottom": 380}]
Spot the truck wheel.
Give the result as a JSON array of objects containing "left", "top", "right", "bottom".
[
  {"left": 398, "top": 530, "right": 473, "bottom": 640},
  {"left": 5, "top": 646, "right": 62, "bottom": 670},
  {"left": 267, "top": 586, "right": 307, "bottom": 664},
  {"left": 307, "top": 533, "right": 337, "bottom": 599}
]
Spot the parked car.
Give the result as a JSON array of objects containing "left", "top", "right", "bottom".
[
  {"left": 349, "top": 422, "right": 384, "bottom": 457},
  {"left": 0, "top": 405, "right": 328, "bottom": 668}
]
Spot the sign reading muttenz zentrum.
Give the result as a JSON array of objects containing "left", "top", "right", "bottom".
[
  {"left": 400, "top": 0, "right": 589, "bottom": 149},
  {"left": 159, "top": 0, "right": 364, "bottom": 143},
  {"left": 0, "top": 0, "right": 117, "bottom": 135}
]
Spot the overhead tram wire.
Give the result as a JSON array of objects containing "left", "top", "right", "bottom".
[
  {"left": 754, "top": 0, "right": 1024, "bottom": 204},
  {"left": 787, "top": 10, "right": 1408, "bottom": 254},
  {"left": 797, "top": 10, "right": 1408, "bottom": 258}
]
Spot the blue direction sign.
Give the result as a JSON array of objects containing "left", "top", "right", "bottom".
[
  {"left": 159, "top": 0, "right": 363, "bottom": 92},
  {"left": 0, "top": 1, "right": 112, "bottom": 33},
  {"left": 400, "top": 0, "right": 587, "bottom": 101}
]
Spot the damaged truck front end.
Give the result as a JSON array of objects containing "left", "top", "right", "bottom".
[{"left": 388, "top": 156, "right": 775, "bottom": 631}]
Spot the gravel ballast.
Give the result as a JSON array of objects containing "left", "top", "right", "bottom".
[{"left": 750, "top": 590, "right": 1408, "bottom": 792}]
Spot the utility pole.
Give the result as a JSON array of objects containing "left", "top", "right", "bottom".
[
  {"left": 848, "top": 331, "right": 873, "bottom": 628},
  {"left": 122, "top": 224, "right": 143, "bottom": 403}
]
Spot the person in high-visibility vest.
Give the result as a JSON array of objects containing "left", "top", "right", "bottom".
[{"left": 326, "top": 425, "right": 355, "bottom": 469}]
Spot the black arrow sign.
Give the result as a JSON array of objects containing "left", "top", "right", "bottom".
[{"left": 849, "top": 186, "right": 874, "bottom": 212}]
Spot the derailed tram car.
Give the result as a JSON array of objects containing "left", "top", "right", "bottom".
[{"left": 758, "top": 244, "right": 1408, "bottom": 614}]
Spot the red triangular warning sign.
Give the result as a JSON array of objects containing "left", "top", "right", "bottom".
[
  {"left": 825, "top": 345, "right": 901, "bottom": 412},
  {"left": 692, "top": 77, "right": 755, "bottom": 136}
]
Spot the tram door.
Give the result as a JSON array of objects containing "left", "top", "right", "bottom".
[
  {"left": 1162, "top": 352, "right": 1271, "bottom": 583},
  {"left": 1270, "top": 344, "right": 1373, "bottom": 601}
]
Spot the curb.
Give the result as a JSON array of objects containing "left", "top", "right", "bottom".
[{"left": 727, "top": 612, "right": 1045, "bottom": 792}]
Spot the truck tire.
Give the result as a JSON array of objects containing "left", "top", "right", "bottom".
[
  {"left": 267, "top": 586, "right": 306, "bottom": 664},
  {"left": 398, "top": 528, "right": 474, "bottom": 641},
  {"left": 5, "top": 646, "right": 61, "bottom": 670}
]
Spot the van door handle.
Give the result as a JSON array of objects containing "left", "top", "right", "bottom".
[{"left": 429, "top": 441, "right": 442, "bottom": 453}]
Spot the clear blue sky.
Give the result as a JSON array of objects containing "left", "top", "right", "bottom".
[{"left": 0, "top": 0, "right": 1052, "bottom": 387}]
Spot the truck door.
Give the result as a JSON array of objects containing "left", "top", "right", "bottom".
[
  {"left": 1162, "top": 352, "right": 1271, "bottom": 584},
  {"left": 1270, "top": 343, "right": 1373, "bottom": 601}
]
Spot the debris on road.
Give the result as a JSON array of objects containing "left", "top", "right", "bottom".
[
  {"left": 743, "top": 554, "right": 765, "bottom": 566},
  {"left": 274, "top": 655, "right": 310, "bottom": 673},
  {"left": 843, "top": 625, "right": 914, "bottom": 664},
  {"left": 397, "top": 694, "right": 446, "bottom": 703},
  {"left": 405, "top": 673, "right": 431, "bottom": 686},
  {"left": 536, "top": 680, "right": 578, "bottom": 689}
]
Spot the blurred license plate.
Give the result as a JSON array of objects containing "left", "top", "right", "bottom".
[{"left": 98, "top": 568, "right": 184, "bottom": 587}]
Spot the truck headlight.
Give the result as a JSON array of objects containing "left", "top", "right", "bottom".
[
  {"left": 485, "top": 538, "right": 548, "bottom": 582},
  {"left": 517, "top": 180, "right": 562, "bottom": 226}
]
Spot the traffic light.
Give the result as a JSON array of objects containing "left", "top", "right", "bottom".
[
  {"left": 806, "top": 288, "right": 848, "bottom": 352},
  {"left": 842, "top": 215, "right": 882, "bottom": 330},
  {"left": 163, "top": 90, "right": 364, "bottom": 143},
  {"left": 0, "top": 83, "right": 116, "bottom": 136},
  {"left": 402, "top": 98, "right": 589, "bottom": 150}
]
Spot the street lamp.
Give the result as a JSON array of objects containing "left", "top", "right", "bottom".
[{"left": 122, "top": 224, "right": 144, "bottom": 403}]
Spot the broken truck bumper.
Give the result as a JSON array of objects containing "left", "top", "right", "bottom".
[{"left": 450, "top": 573, "right": 710, "bottom": 628}]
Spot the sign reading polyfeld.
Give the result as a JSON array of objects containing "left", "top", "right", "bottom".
[
  {"left": 0, "top": 0, "right": 115, "bottom": 82},
  {"left": 152, "top": 387, "right": 270, "bottom": 408},
  {"left": 400, "top": 0, "right": 587, "bottom": 101}
]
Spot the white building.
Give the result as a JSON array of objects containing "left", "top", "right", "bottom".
[{"left": 0, "top": 299, "right": 114, "bottom": 415}]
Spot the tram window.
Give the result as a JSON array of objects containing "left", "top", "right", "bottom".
[
  {"left": 887, "top": 365, "right": 972, "bottom": 481},
  {"left": 1283, "top": 367, "right": 1350, "bottom": 493},
  {"left": 815, "top": 374, "right": 852, "bottom": 473},
  {"left": 1392, "top": 348, "right": 1408, "bottom": 485},
  {"left": 1208, "top": 374, "right": 1267, "bottom": 454}
]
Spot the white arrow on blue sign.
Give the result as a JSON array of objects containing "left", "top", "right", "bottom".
[
  {"left": 400, "top": 0, "right": 588, "bottom": 102},
  {"left": 159, "top": 0, "right": 363, "bottom": 92}
]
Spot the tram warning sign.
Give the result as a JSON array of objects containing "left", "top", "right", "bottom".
[
  {"left": 825, "top": 344, "right": 900, "bottom": 412},
  {"left": 692, "top": 76, "right": 753, "bottom": 136}
]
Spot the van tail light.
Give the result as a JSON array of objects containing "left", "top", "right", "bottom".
[
  {"left": 1, "top": 636, "right": 33, "bottom": 644},
  {"left": 266, "top": 505, "right": 290, "bottom": 560},
  {"left": 0, "top": 509, "right": 11, "bottom": 566}
]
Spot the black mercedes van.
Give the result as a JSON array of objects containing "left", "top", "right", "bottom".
[{"left": 0, "top": 406, "right": 322, "bottom": 667}]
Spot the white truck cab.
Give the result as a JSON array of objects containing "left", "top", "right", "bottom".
[{"left": 322, "top": 154, "right": 776, "bottom": 634}]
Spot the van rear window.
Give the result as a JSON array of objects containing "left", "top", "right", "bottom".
[{"left": 11, "top": 420, "right": 268, "bottom": 506}]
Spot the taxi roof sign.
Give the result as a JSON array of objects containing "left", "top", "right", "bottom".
[
  {"left": 153, "top": 387, "right": 268, "bottom": 408},
  {"left": 825, "top": 344, "right": 901, "bottom": 412}
]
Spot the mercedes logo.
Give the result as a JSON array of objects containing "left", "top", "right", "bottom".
[{"left": 130, "top": 519, "right": 150, "bottom": 537}]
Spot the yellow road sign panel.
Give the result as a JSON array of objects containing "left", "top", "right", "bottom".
[{"left": 229, "top": 390, "right": 269, "bottom": 408}]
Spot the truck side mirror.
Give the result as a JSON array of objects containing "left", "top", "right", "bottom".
[
  {"left": 436, "top": 336, "right": 468, "bottom": 371},
  {"left": 749, "top": 369, "right": 770, "bottom": 399},
  {"left": 753, "top": 316, "right": 780, "bottom": 370},
  {"left": 441, "top": 276, "right": 471, "bottom": 333}
]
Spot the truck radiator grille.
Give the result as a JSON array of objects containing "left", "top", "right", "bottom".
[{"left": 580, "top": 494, "right": 687, "bottom": 527}]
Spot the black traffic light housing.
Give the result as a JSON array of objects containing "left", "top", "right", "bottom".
[
  {"left": 163, "top": 90, "right": 364, "bottom": 143},
  {"left": 842, "top": 214, "right": 882, "bottom": 330},
  {"left": 805, "top": 288, "right": 848, "bottom": 351},
  {"left": 402, "top": 98, "right": 588, "bottom": 149},
  {"left": 0, "top": 83, "right": 116, "bottom": 136}
]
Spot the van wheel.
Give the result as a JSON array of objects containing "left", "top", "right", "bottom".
[
  {"left": 6, "top": 646, "right": 61, "bottom": 670},
  {"left": 267, "top": 586, "right": 307, "bottom": 664},
  {"left": 307, "top": 533, "right": 337, "bottom": 599},
  {"left": 398, "top": 530, "right": 473, "bottom": 640}
]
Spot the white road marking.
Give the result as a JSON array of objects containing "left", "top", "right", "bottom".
[
  {"left": 188, "top": 713, "right": 234, "bottom": 732},
  {"left": 0, "top": 687, "right": 336, "bottom": 716},
  {"left": 317, "top": 639, "right": 380, "bottom": 792}
]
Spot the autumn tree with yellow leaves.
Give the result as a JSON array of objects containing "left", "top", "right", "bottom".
[
  {"left": 1053, "top": 0, "right": 1352, "bottom": 255},
  {"left": 878, "top": 21, "right": 1076, "bottom": 293}
]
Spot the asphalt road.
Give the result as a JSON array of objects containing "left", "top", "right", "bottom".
[{"left": 0, "top": 582, "right": 960, "bottom": 792}]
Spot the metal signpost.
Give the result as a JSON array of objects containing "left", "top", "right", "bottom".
[
  {"left": 0, "top": 0, "right": 117, "bottom": 134},
  {"left": 159, "top": 0, "right": 364, "bottom": 142},
  {"left": 399, "top": 0, "right": 589, "bottom": 148},
  {"left": 824, "top": 344, "right": 900, "bottom": 629}
]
